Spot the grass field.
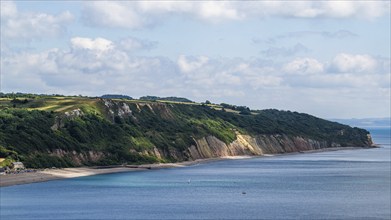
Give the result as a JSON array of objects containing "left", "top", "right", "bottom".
[
  {"left": 0, "top": 97, "right": 102, "bottom": 113},
  {"left": 0, "top": 96, "right": 254, "bottom": 116}
]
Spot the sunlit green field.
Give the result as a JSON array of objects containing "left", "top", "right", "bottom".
[
  {"left": 0, "top": 94, "right": 256, "bottom": 118},
  {"left": 0, "top": 96, "right": 222, "bottom": 114},
  {"left": 0, "top": 97, "right": 103, "bottom": 113}
]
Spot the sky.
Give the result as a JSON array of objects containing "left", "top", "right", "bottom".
[{"left": 0, "top": 1, "right": 390, "bottom": 119}]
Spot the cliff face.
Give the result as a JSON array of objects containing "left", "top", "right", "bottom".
[
  {"left": 45, "top": 132, "right": 373, "bottom": 166},
  {"left": 141, "top": 133, "right": 372, "bottom": 162}
]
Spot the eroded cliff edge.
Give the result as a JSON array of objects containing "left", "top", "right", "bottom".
[{"left": 142, "top": 133, "right": 373, "bottom": 162}]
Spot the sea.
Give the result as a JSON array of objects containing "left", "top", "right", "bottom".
[{"left": 1, "top": 127, "right": 390, "bottom": 220}]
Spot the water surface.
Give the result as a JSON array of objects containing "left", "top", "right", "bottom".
[{"left": 1, "top": 127, "right": 390, "bottom": 219}]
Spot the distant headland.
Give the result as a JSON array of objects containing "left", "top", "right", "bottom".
[{"left": 0, "top": 92, "right": 373, "bottom": 172}]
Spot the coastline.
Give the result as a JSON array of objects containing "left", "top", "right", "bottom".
[{"left": 0, "top": 146, "right": 373, "bottom": 187}]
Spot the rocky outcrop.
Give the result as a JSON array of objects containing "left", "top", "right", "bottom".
[
  {"left": 102, "top": 99, "right": 134, "bottom": 121},
  {"left": 154, "top": 133, "right": 366, "bottom": 161},
  {"left": 49, "top": 132, "right": 372, "bottom": 165},
  {"left": 136, "top": 102, "right": 175, "bottom": 119},
  {"left": 134, "top": 130, "right": 373, "bottom": 162},
  {"left": 51, "top": 108, "right": 84, "bottom": 130},
  {"left": 49, "top": 149, "right": 104, "bottom": 166}
]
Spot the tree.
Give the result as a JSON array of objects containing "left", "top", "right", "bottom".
[{"left": 239, "top": 108, "right": 251, "bottom": 115}]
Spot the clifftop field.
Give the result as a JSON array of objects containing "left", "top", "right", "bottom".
[{"left": 0, "top": 93, "right": 372, "bottom": 169}]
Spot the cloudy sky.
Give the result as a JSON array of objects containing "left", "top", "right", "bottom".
[{"left": 1, "top": 1, "right": 390, "bottom": 119}]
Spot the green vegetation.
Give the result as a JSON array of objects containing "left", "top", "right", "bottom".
[
  {"left": 0, "top": 145, "right": 18, "bottom": 167},
  {"left": 101, "top": 94, "right": 133, "bottom": 100},
  {"left": 0, "top": 94, "right": 371, "bottom": 168},
  {"left": 139, "top": 96, "right": 193, "bottom": 103}
]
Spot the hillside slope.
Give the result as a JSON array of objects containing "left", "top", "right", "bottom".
[{"left": 0, "top": 96, "right": 373, "bottom": 168}]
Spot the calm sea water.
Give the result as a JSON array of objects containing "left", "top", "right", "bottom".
[{"left": 1, "top": 127, "right": 390, "bottom": 220}]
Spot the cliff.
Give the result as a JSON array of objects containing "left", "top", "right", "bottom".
[
  {"left": 143, "top": 133, "right": 368, "bottom": 162},
  {"left": 0, "top": 96, "right": 373, "bottom": 168},
  {"left": 188, "top": 134, "right": 329, "bottom": 159}
]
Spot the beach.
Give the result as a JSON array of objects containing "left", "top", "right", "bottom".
[
  {"left": 0, "top": 167, "right": 142, "bottom": 187},
  {"left": 0, "top": 147, "right": 371, "bottom": 187},
  {"left": 0, "top": 157, "right": 228, "bottom": 187}
]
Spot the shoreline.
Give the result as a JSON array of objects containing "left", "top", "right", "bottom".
[{"left": 0, "top": 146, "right": 374, "bottom": 187}]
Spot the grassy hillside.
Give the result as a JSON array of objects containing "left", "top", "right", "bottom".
[{"left": 0, "top": 94, "right": 371, "bottom": 168}]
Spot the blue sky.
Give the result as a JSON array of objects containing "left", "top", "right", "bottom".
[{"left": 1, "top": 1, "right": 390, "bottom": 119}]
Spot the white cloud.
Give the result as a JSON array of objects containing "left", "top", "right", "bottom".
[
  {"left": 289, "top": 73, "right": 383, "bottom": 89},
  {"left": 243, "top": 1, "right": 321, "bottom": 18},
  {"left": 248, "top": 75, "right": 282, "bottom": 89},
  {"left": 71, "top": 37, "right": 114, "bottom": 51},
  {"left": 322, "top": 1, "right": 356, "bottom": 18},
  {"left": 177, "top": 55, "right": 209, "bottom": 73},
  {"left": 330, "top": 53, "right": 377, "bottom": 73},
  {"left": 1, "top": 39, "right": 389, "bottom": 117},
  {"left": 81, "top": 1, "right": 389, "bottom": 29},
  {"left": 229, "top": 62, "right": 282, "bottom": 88},
  {"left": 83, "top": 1, "right": 390, "bottom": 28},
  {"left": 252, "top": 1, "right": 390, "bottom": 19},
  {"left": 197, "top": 2, "right": 242, "bottom": 22},
  {"left": 177, "top": 57, "right": 283, "bottom": 91},
  {"left": 1, "top": 1, "right": 74, "bottom": 40},
  {"left": 0, "top": 1, "right": 17, "bottom": 18},
  {"left": 321, "top": 1, "right": 389, "bottom": 19},
  {"left": 4, "top": 42, "right": 387, "bottom": 95},
  {"left": 1, "top": 36, "right": 178, "bottom": 96},
  {"left": 82, "top": 1, "right": 242, "bottom": 28},
  {"left": 82, "top": 1, "right": 144, "bottom": 29},
  {"left": 283, "top": 58, "right": 324, "bottom": 75}
]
